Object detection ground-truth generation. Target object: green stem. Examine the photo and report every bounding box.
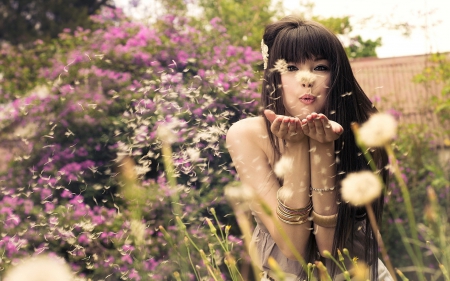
[256,194,308,271]
[323,252,347,274]
[185,243,202,281]
[425,190,450,281]
[366,204,398,281]
[211,208,227,251]
[384,144,425,281]
[176,217,201,252]
[161,142,177,188]
[200,250,222,281]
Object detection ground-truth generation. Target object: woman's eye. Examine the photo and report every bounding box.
[314,65,329,71]
[287,65,298,71]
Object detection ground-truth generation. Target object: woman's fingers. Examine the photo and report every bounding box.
[299,113,343,143]
[301,118,309,134]
[288,118,299,136]
[306,114,316,134]
[313,118,324,134]
[266,113,310,142]
[264,109,277,123]
[278,117,289,136]
[271,116,282,133]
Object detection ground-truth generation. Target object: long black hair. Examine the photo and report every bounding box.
[261,16,389,280]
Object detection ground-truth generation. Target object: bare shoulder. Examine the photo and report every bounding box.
[226,116,267,145]
[226,116,275,166]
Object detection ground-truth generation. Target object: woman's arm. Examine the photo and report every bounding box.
[302,113,341,255]
[226,117,311,260]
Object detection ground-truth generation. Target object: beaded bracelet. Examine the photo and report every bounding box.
[311,210,338,228]
[310,186,335,193]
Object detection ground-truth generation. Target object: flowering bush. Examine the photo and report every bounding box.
[381,122,450,279]
[0,7,261,280]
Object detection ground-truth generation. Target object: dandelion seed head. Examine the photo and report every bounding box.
[341,171,383,206]
[156,124,177,144]
[358,113,397,147]
[298,185,308,192]
[277,187,293,201]
[185,147,200,162]
[4,255,73,281]
[313,154,321,165]
[274,156,293,178]
[273,59,288,74]
[295,71,316,85]
[224,183,254,205]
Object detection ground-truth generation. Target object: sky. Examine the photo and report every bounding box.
[283,0,450,58]
[115,0,450,58]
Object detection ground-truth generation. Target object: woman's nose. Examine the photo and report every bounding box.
[301,82,313,88]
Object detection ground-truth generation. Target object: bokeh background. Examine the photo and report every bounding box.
[0,0,449,280]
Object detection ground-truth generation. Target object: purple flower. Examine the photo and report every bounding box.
[129,269,141,281]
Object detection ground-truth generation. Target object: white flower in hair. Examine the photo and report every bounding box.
[261,39,269,69]
[341,171,383,206]
[358,112,397,147]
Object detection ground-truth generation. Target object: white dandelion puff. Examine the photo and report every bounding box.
[273,59,288,74]
[295,71,316,85]
[277,187,293,201]
[274,156,293,178]
[313,154,321,165]
[156,124,177,144]
[341,171,383,206]
[224,183,254,207]
[4,255,74,281]
[358,113,397,147]
[185,147,200,162]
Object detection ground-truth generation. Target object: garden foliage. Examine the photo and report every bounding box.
[1,4,449,281]
[0,7,261,280]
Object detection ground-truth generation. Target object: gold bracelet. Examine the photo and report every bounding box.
[276,189,312,224]
[276,206,310,220]
[311,210,338,228]
[277,189,312,213]
[277,213,310,225]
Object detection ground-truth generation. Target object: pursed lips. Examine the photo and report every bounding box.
[299,94,316,104]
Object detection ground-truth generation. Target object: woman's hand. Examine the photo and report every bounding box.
[301,112,343,143]
[264,110,307,143]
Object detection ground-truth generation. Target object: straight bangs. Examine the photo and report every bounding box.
[270,24,335,65]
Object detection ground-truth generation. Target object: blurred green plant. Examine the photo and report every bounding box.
[413,53,450,142]
[0,0,115,46]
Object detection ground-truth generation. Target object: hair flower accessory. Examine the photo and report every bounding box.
[261,39,269,69]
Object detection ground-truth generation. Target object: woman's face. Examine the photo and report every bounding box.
[280,57,331,119]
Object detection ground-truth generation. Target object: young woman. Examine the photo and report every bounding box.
[226,16,393,280]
